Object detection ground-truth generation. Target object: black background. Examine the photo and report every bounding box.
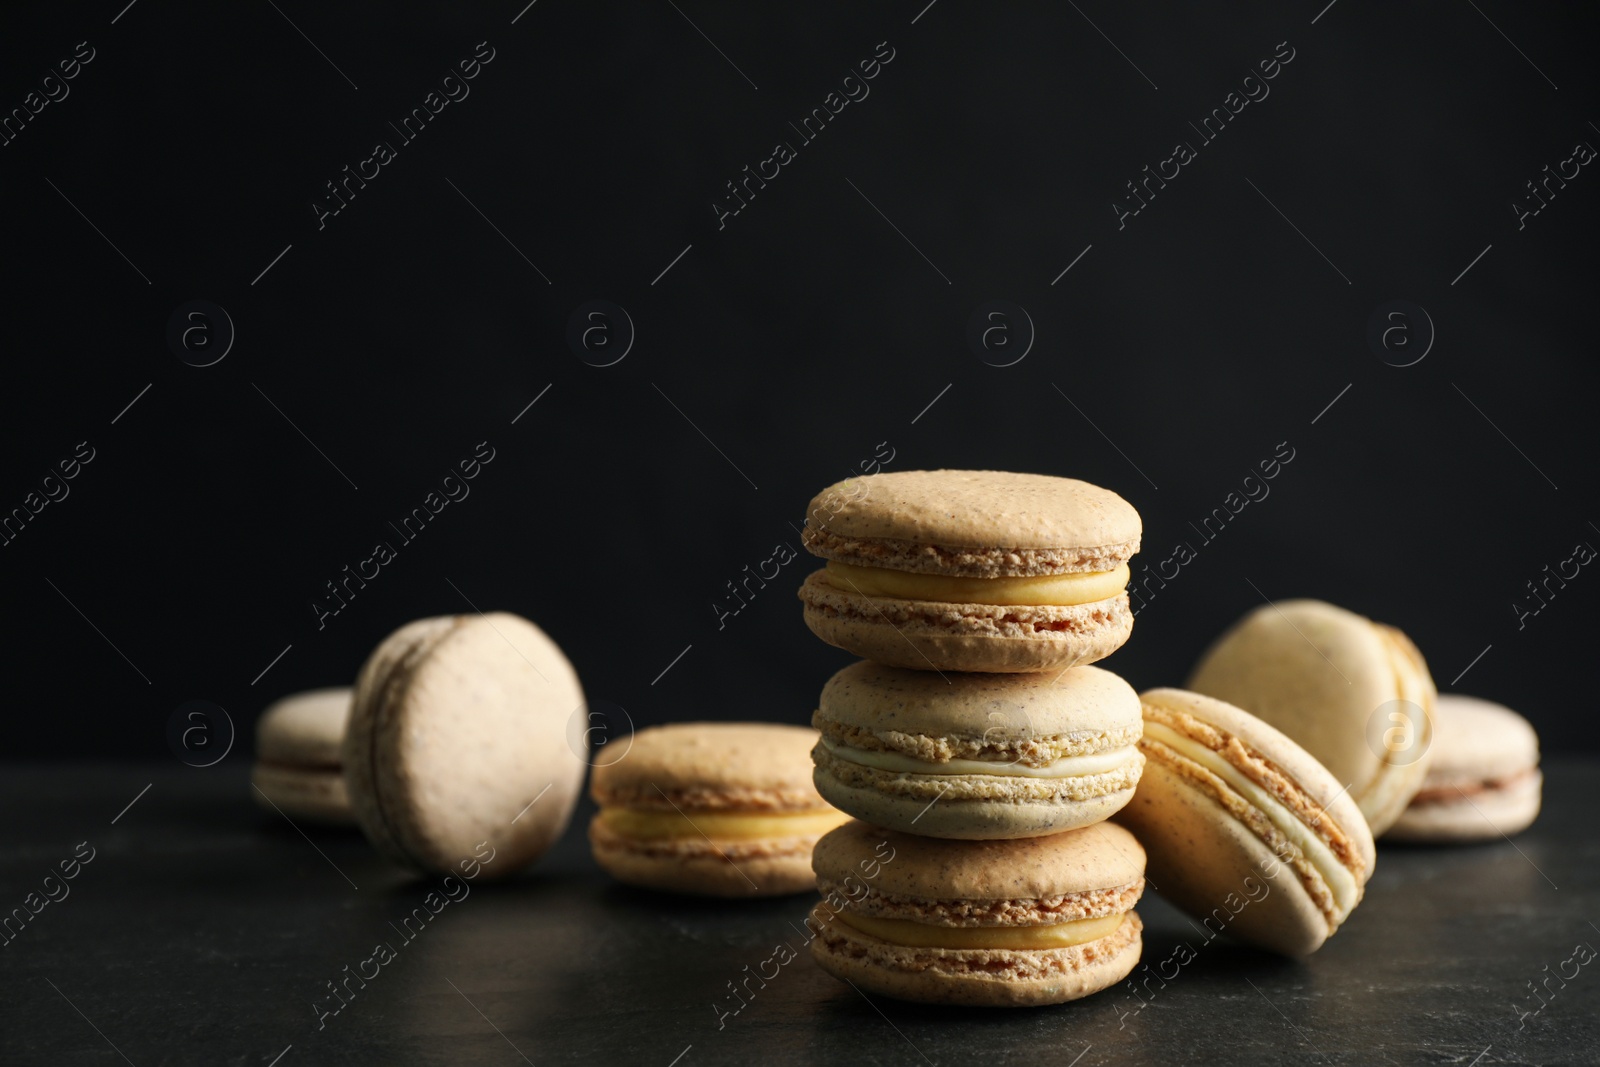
[2,0,1597,761]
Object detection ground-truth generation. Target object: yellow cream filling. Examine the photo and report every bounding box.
[835,910,1125,950]
[820,737,1138,779]
[823,561,1130,606]
[600,807,850,841]
[1143,721,1359,918]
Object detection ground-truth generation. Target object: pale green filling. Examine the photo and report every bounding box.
[820,737,1138,779]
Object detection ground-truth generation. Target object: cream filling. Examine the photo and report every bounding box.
[835,910,1125,950]
[823,560,1129,606]
[1143,721,1359,918]
[820,736,1138,778]
[599,807,850,841]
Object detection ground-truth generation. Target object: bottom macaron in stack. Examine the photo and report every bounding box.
[808,820,1146,1006]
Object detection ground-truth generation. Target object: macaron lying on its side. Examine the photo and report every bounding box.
[344,613,587,880]
[251,687,356,826]
[1115,689,1377,956]
[808,820,1146,1007]
[811,661,1145,839]
[589,722,849,897]
[1386,693,1542,843]
[1187,599,1437,836]
[798,470,1141,673]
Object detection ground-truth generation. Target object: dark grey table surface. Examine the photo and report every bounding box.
[3,760,1596,1067]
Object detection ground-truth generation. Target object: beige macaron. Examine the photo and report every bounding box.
[1187,599,1436,835]
[798,470,1141,673]
[811,660,1144,839]
[251,687,355,826]
[1386,693,1541,842]
[807,819,1145,1007]
[1115,688,1377,956]
[343,613,586,880]
[589,722,848,897]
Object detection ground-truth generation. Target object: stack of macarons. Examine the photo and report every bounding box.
[237,492,1549,1025]
[795,470,1153,1007]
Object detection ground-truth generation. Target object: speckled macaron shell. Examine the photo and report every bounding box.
[1187,599,1436,836]
[343,613,587,880]
[1406,694,1539,785]
[813,818,1147,900]
[803,469,1142,576]
[251,687,355,826]
[1386,694,1542,842]
[808,820,1145,1007]
[799,470,1141,673]
[588,722,837,897]
[812,661,1145,839]
[1115,689,1376,957]
[817,660,1142,739]
[590,722,827,811]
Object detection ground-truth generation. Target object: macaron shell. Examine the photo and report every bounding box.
[809,905,1142,1007]
[345,613,586,879]
[1116,760,1331,955]
[588,818,820,897]
[1186,599,1435,835]
[590,722,825,811]
[1385,770,1541,842]
[816,660,1142,741]
[812,759,1139,840]
[800,571,1132,673]
[812,819,1146,900]
[250,764,354,827]
[1418,694,1540,784]
[344,616,459,869]
[805,470,1142,557]
[256,687,352,767]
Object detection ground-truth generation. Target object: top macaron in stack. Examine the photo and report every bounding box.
[798,470,1140,673]
[795,470,1151,1007]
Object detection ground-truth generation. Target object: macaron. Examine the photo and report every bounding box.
[1116,688,1377,956]
[1386,693,1542,842]
[343,613,586,880]
[798,470,1141,673]
[251,687,356,826]
[807,819,1146,1007]
[1187,599,1436,835]
[589,722,848,897]
[811,660,1144,839]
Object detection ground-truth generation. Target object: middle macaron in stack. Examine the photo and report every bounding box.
[810,661,1145,839]
[797,469,1149,1007]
